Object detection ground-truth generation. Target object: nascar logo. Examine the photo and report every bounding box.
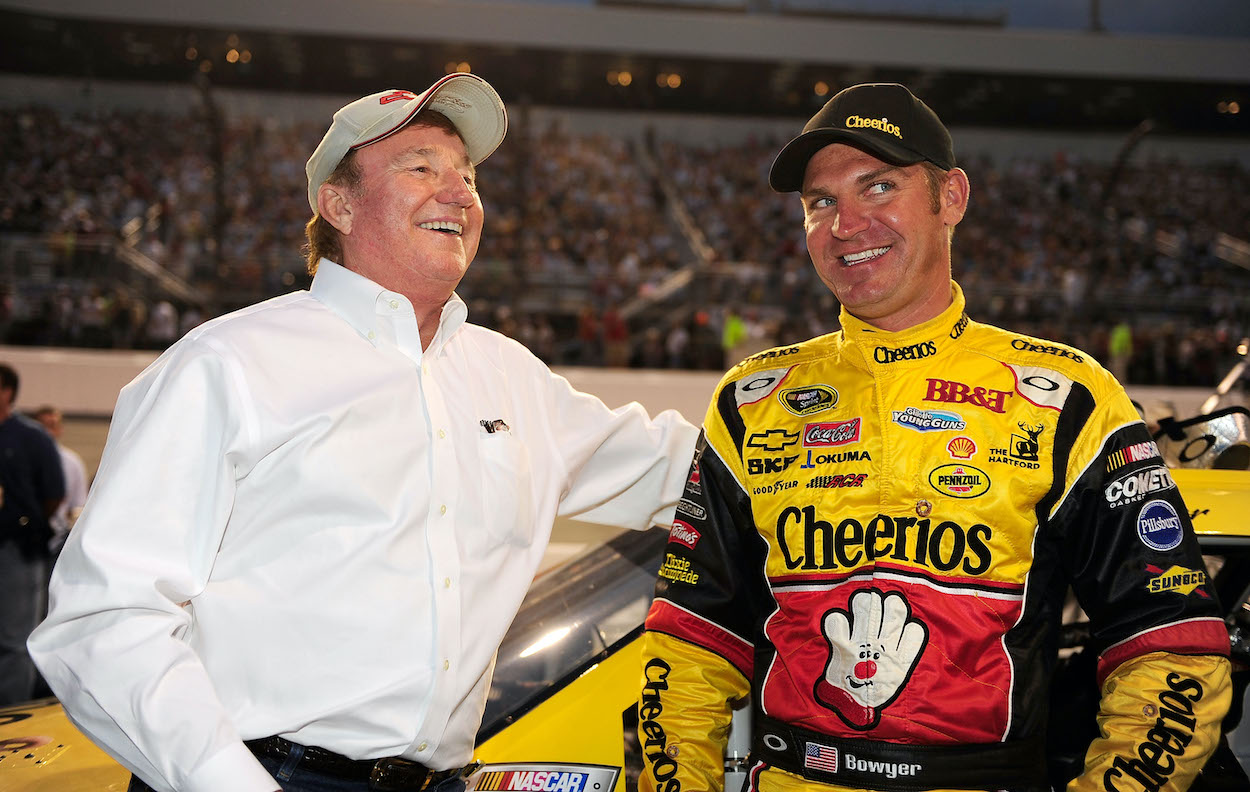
[471,764,619,792]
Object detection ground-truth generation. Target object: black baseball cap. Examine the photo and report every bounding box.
[768,83,955,193]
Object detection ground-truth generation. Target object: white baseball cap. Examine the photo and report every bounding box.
[306,73,508,211]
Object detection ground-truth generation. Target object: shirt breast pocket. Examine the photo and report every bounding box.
[477,430,535,548]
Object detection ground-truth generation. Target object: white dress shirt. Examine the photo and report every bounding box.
[29,260,697,792]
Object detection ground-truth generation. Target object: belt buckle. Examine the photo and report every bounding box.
[369,757,429,792]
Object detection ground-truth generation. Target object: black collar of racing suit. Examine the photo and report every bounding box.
[839,280,971,372]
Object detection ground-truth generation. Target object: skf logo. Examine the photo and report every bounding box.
[874,342,936,364]
[924,379,1012,413]
[378,90,416,105]
[803,418,861,447]
[1107,440,1162,473]
[845,115,902,139]
[1146,564,1208,597]
[928,464,990,498]
[748,455,800,476]
[748,429,800,452]
[947,436,976,459]
[781,384,838,416]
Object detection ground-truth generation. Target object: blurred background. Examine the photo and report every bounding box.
[0,0,1248,470]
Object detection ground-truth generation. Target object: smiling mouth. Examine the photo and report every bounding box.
[845,676,873,689]
[842,246,890,266]
[418,221,463,236]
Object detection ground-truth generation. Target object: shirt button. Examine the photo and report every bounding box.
[367,330,376,340]
[440,505,447,515]
[389,299,399,310]
[438,429,446,439]
[417,742,428,752]
[443,659,450,671]
[422,363,430,375]
[443,577,451,588]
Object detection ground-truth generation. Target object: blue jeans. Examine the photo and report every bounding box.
[0,540,46,706]
[127,750,469,792]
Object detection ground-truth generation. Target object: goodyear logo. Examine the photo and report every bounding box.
[928,464,990,498]
[1146,564,1208,597]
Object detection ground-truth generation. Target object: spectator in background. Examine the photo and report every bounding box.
[32,406,89,555]
[1109,320,1133,385]
[0,363,64,706]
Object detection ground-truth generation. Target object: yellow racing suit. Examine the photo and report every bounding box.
[639,283,1230,792]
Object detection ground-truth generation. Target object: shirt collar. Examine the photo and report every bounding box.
[840,280,970,370]
[309,258,468,355]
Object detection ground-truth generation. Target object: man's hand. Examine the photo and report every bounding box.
[815,589,927,729]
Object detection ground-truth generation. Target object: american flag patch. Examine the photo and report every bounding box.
[804,742,839,773]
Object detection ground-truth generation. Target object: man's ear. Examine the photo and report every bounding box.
[940,167,970,227]
[317,181,354,235]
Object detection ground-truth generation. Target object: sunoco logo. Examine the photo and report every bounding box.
[928,464,990,498]
[781,384,838,416]
[1137,500,1183,552]
[1146,564,1208,597]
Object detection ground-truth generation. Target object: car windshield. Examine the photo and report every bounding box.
[478,526,668,740]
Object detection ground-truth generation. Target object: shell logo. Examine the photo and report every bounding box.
[947,436,977,459]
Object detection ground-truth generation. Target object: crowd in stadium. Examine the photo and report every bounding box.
[1,103,1247,386]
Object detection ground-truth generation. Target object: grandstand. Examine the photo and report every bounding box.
[0,0,1248,384]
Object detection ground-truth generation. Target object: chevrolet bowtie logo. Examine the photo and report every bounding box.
[747,429,800,452]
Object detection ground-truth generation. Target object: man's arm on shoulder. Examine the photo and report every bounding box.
[27,341,277,792]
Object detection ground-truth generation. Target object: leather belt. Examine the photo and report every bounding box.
[752,714,1048,792]
[245,735,478,791]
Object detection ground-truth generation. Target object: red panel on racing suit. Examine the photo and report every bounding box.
[639,283,1230,792]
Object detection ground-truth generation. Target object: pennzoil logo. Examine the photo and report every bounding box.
[1107,440,1162,473]
[845,115,902,139]
[928,464,990,498]
[1145,564,1208,597]
[781,384,838,416]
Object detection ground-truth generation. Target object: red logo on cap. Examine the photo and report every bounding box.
[379,90,416,105]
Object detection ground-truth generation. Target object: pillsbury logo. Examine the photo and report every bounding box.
[845,115,903,139]
[1137,500,1184,552]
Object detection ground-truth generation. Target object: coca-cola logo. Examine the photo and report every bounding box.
[804,418,862,447]
[670,520,702,549]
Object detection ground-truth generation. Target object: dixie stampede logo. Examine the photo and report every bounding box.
[923,379,1013,413]
[775,507,992,574]
[1103,673,1204,792]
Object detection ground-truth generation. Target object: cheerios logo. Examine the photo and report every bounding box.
[846,115,902,139]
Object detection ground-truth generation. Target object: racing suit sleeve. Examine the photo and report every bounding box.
[638,380,768,792]
[1047,381,1231,792]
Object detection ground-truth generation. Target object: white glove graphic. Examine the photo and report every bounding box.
[815,589,927,729]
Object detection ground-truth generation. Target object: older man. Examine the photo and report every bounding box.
[637,84,1230,792]
[31,74,696,792]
